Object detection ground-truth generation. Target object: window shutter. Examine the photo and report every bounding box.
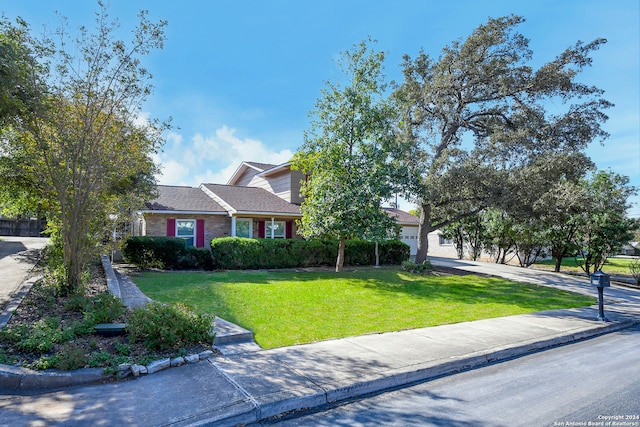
[286,221,292,239]
[258,221,265,238]
[196,219,205,247]
[167,218,176,236]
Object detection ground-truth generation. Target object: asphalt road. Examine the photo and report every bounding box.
[267,324,640,427]
[0,237,49,310]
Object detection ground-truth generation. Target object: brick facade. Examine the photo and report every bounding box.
[143,213,231,249]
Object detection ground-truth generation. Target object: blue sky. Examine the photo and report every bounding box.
[3,0,639,215]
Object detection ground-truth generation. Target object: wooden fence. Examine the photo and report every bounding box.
[0,218,46,237]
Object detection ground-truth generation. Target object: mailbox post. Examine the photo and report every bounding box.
[590,270,610,322]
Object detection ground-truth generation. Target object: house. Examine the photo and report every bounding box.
[135,160,456,257]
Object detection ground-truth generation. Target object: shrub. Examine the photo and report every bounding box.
[56,343,88,371]
[178,247,215,270]
[379,240,411,265]
[122,236,187,270]
[1,317,69,354]
[84,293,126,324]
[128,302,215,352]
[88,351,112,368]
[210,237,410,270]
[402,259,434,275]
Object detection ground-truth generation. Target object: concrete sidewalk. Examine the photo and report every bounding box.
[0,259,638,426]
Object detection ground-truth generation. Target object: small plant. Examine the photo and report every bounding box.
[84,293,126,324]
[128,302,214,352]
[0,349,18,365]
[56,343,88,371]
[629,258,640,286]
[115,342,131,356]
[402,259,434,275]
[88,351,112,368]
[7,317,68,354]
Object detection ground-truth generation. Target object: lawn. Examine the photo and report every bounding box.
[132,268,596,349]
[533,257,636,276]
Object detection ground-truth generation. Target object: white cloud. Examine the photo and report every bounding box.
[156,125,294,186]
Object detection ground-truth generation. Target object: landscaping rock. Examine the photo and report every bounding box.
[185,354,200,364]
[146,358,170,374]
[198,350,214,360]
[171,357,185,367]
[118,363,132,378]
[131,364,143,377]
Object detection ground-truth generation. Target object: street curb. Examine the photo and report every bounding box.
[0,364,106,390]
[0,275,43,330]
[233,318,637,426]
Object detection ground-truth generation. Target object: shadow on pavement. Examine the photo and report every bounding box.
[0,241,28,261]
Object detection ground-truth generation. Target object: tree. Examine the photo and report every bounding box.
[395,15,611,263]
[534,180,589,271]
[573,171,638,274]
[441,214,487,260]
[0,4,168,294]
[292,39,398,272]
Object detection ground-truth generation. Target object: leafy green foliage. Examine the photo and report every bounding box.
[128,303,214,352]
[573,171,638,274]
[56,343,88,371]
[84,293,126,325]
[0,5,168,294]
[395,15,611,262]
[292,38,400,271]
[209,237,409,269]
[122,236,187,269]
[401,259,434,274]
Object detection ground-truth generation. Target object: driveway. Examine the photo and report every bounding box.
[429,256,640,309]
[0,236,49,310]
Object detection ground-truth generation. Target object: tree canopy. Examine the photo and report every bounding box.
[394,15,612,262]
[0,4,168,293]
[292,39,398,272]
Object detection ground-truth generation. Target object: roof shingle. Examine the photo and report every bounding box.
[202,184,301,215]
[145,186,226,213]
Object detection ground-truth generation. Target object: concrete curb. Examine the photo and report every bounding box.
[0,364,106,390]
[0,275,42,330]
[212,318,637,426]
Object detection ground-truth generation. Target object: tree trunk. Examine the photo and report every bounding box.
[336,235,346,272]
[375,241,380,267]
[415,202,431,263]
[554,255,563,272]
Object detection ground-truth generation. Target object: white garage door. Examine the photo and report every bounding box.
[399,225,419,256]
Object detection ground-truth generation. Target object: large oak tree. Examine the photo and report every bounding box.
[395,15,611,262]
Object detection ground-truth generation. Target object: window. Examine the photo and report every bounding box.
[439,235,453,246]
[266,220,286,239]
[176,219,195,247]
[235,218,252,238]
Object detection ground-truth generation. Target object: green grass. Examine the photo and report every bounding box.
[534,257,635,275]
[133,268,595,349]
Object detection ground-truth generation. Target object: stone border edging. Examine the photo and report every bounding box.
[0,257,219,390]
[101,254,121,299]
[0,275,42,330]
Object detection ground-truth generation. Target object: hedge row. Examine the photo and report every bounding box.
[122,237,214,270]
[122,236,409,270]
[209,237,409,269]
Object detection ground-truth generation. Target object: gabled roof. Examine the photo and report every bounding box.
[257,162,291,178]
[201,183,301,216]
[227,161,278,185]
[144,185,227,213]
[383,207,419,225]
